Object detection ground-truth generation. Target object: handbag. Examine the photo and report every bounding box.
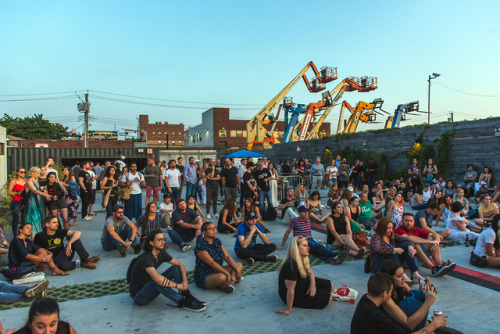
[331,285,359,302]
[1,264,37,280]
[13,271,45,285]
[118,174,132,200]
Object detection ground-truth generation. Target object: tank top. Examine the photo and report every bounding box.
[327,215,347,244]
[12,180,25,202]
[349,206,360,222]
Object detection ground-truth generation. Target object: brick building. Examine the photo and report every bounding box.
[7,136,134,148]
[139,115,185,148]
[184,108,330,150]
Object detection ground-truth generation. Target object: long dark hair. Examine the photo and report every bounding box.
[20,298,60,332]
[104,165,116,179]
[62,166,74,182]
[379,259,408,303]
[143,229,163,252]
[221,198,236,218]
[492,214,500,249]
[331,201,345,220]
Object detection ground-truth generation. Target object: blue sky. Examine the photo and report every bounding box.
[1,0,499,133]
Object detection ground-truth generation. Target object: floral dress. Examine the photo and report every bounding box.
[22,182,45,235]
[65,181,80,219]
[390,204,404,226]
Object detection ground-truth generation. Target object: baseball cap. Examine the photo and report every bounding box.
[113,204,123,212]
[247,161,255,168]
[245,211,257,220]
[347,187,354,192]
[297,205,308,212]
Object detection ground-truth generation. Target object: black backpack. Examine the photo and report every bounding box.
[263,205,277,221]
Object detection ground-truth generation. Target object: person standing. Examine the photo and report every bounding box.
[164,160,182,202]
[254,161,272,215]
[184,157,198,198]
[241,162,257,202]
[215,159,224,198]
[144,156,163,207]
[310,157,325,192]
[23,167,51,236]
[205,159,220,219]
[338,158,351,192]
[176,157,185,197]
[101,165,119,218]
[7,167,26,236]
[45,157,58,179]
[238,158,247,209]
[120,162,146,222]
[220,158,240,203]
[78,161,93,221]
[87,162,98,216]
[367,158,379,191]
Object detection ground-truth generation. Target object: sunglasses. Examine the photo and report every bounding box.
[19,171,26,173]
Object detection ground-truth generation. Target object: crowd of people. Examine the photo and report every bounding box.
[3,153,499,333]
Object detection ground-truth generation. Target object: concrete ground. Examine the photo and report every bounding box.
[1,189,499,333]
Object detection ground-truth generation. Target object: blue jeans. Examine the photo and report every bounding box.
[372,242,418,274]
[186,182,197,198]
[257,189,273,214]
[353,173,361,189]
[0,281,28,304]
[124,193,142,221]
[101,225,140,251]
[167,187,181,203]
[10,201,21,237]
[168,228,202,249]
[398,289,428,330]
[307,239,341,263]
[133,266,184,306]
[368,173,377,190]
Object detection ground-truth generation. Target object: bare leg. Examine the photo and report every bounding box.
[486,256,500,268]
[340,234,360,256]
[438,229,451,240]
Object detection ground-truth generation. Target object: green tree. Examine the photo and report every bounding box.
[0,114,69,139]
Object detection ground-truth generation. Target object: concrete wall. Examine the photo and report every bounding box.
[255,118,500,184]
[0,126,6,187]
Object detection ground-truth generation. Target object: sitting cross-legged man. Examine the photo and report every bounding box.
[100,204,140,257]
[8,223,68,276]
[34,215,100,271]
[234,211,278,265]
[0,280,49,304]
[167,198,203,252]
[128,229,206,312]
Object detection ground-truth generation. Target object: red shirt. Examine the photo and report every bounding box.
[394,225,430,240]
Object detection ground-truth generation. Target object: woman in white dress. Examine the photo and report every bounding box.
[268,162,280,207]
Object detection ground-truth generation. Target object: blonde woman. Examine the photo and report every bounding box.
[295,184,309,206]
[22,167,51,236]
[275,236,334,315]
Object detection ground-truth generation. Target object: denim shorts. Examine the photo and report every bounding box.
[194,274,208,289]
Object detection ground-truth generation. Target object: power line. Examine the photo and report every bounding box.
[435,82,500,97]
[0,91,85,97]
[0,95,76,102]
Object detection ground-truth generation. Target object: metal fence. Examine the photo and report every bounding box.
[277,175,306,202]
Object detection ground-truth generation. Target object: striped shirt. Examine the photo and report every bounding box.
[289,216,312,239]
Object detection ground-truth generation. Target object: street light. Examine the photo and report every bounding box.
[428,73,441,124]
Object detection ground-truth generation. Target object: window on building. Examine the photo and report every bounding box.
[172,140,175,145]
[230,130,245,138]
[172,132,175,137]
[0,143,4,155]
[158,140,162,144]
[179,132,182,135]
[178,140,182,145]
[219,129,227,137]
[158,132,161,135]
[152,132,155,135]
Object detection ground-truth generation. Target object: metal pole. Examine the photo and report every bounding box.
[427,76,431,125]
[84,93,89,148]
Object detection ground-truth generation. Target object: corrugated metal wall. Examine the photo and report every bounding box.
[7,147,160,173]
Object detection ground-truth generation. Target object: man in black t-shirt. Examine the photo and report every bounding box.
[254,161,273,215]
[167,199,203,252]
[351,273,446,334]
[129,230,206,312]
[176,157,185,197]
[220,158,240,203]
[34,215,100,271]
[367,158,379,191]
[242,162,257,202]
[205,160,220,219]
[79,161,93,221]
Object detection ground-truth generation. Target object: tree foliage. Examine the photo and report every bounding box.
[0,114,69,139]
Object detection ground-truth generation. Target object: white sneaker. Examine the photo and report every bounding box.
[207,214,211,219]
[214,213,219,218]
[83,216,93,221]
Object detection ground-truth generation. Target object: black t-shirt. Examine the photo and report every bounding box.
[129,251,173,297]
[205,167,220,188]
[279,197,297,217]
[367,162,379,175]
[254,168,271,192]
[171,208,199,232]
[176,164,184,182]
[242,171,256,194]
[79,170,92,191]
[351,294,409,334]
[474,190,490,200]
[220,166,238,188]
[278,259,310,301]
[281,164,292,175]
[34,229,69,258]
[8,237,41,267]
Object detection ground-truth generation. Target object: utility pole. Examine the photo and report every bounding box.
[84,93,90,148]
[450,112,454,122]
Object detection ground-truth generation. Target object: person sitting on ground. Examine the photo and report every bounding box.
[307,191,330,224]
[234,211,278,265]
[453,187,471,218]
[470,214,500,268]
[410,187,427,210]
[278,188,298,225]
[357,192,377,230]
[446,201,480,242]
[476,194,499,229]
[460,164,478,198]
[128,230,206,312]
[34,215,99,271]
[340,187,353,208]
[394,213,454,277]
[475,184,491,204]
[167,198,203,252]
[217,199,243,234]
[0,280,48,305]
[194,222,243,294]
[14,297,76,334]
[386,193,405,226]
[443,180,455,198]
[383,187,397,216]
[187,195,208,223]
[368,218,425,281]
[100,204,141,257]
[294,183,309,206]
[277,205,348,265]
[433,194,451,226]
[275,236,335,316]
[135,202,162,243]
[8,223,68,276]
[414,203,451,240]
[241,196,268,232]
[345,196,368,235]
[326,202,367,259]
[326,183,341,208]
[350,272,447,334]
[371,182,386,216]
[158,193,174,228]
[379,260,439,332]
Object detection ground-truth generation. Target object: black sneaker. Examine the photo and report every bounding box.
[329,250,348,265]
[181,298,206,312]
[265,255,279,262]
[133,244,141,255]
[118,245,126,257]
[445,261,456,272]
[246,257,255,265]
[180,289,207,306]
[217,285,235,294]
[431,265,449,277]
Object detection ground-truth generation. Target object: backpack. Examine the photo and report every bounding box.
[263,205,277,221]
[126,252,156,284]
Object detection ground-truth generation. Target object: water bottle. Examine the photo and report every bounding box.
[75,259,81,270]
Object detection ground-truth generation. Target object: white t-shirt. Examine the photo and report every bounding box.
[422,190,431,202]
[159,202,174,218]
[46,167,58,179]
[474,227,498,257]
[163,168,181,188]
[88,170,97,190]
[326,166,338,180]
[121,172,144,195]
